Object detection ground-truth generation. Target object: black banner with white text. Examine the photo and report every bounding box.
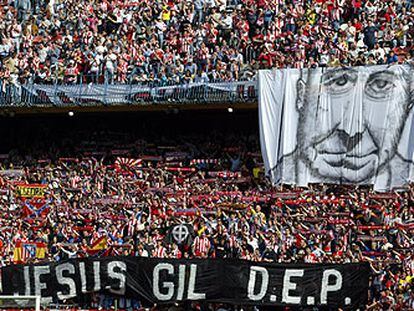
[2,257,370,309]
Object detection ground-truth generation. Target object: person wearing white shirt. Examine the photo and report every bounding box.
[204,0,216,8]
[221,11,233,30]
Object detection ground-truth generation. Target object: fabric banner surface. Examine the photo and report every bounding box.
[15,184,46,198]
[164,224,195,248]
[21,81,256,106]
[13,241,47,263]
[2,257,369,309]
[21,198,50,218]
[259,65,414,191]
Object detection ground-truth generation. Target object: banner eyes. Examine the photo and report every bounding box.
[322,71,357,95]
[365,72,397,100]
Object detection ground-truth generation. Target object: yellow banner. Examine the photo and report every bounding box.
[15,184,46,198]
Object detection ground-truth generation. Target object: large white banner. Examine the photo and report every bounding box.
[259,65,414,191]
[20,81,256,106]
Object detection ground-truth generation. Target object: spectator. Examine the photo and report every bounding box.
[0,0,413,87]
[0,117,412,309]
[387,50,399,64]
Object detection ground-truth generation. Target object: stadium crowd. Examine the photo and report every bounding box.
[0,0,414,86]
[0,120,413,310]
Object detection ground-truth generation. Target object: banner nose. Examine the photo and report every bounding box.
[337,82,365,138]
[336,129,363,152]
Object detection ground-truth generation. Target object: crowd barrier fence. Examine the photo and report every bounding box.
[0,77,257,107]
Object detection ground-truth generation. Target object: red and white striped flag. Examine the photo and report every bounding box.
[115,157,143,177]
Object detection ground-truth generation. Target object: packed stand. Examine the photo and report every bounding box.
[0,125,412,310]
[0,0,414,87]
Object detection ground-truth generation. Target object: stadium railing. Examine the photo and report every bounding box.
[0,75,257,107]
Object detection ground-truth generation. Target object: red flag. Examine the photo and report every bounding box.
[21,198,50,219]
[114,157,143,177]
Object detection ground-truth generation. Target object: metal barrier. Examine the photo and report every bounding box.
[0,77,258,107]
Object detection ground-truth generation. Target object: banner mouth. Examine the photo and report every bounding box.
[317,149,379,158]
[322,157,374,171]
[314,146,378,170]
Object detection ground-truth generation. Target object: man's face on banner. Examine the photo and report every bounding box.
[297,66,412,183]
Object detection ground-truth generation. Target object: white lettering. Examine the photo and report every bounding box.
[282,269,304,304]
[108,261,127,295]
[24,266,31,295]
[34,266,52,303]
[153,263,174,300]
[187,264,205,300]
[79,262,87,293]
[93,261,101,291]
[247,266,269,300]
[56,263,76,300]
[176,264,186,301]
[320,269,342,304]
[79,261,101,293]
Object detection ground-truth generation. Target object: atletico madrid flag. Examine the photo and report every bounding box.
[13,241,47,263]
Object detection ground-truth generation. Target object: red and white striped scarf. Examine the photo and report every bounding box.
[125,218,138,236]
[154,246,167,258]
[228,235,237,248]
[194,236,210,254]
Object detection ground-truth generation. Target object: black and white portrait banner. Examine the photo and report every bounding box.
[259,65,414,191]
[2,257,369,309]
